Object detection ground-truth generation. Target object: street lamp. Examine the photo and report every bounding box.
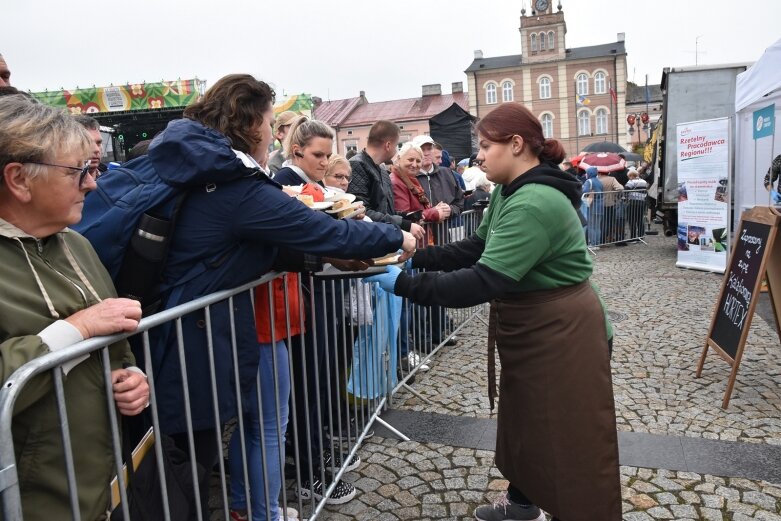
[627,112,650,148]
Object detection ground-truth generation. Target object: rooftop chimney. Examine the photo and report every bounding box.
[474,49,484,59]
[422,84,442,97]
[617,32,625,42]
[359,90,365,98]
[452,82,463,94]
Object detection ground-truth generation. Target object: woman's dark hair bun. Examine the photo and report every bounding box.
[540,138,566,164]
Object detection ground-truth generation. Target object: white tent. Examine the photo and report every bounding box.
[734,38,781,218]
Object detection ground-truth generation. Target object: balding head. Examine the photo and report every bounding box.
[0,54,10,87]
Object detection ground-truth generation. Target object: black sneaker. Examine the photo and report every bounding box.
[473,496,545,521]
[322,449,360,472]
[297,477,356,505]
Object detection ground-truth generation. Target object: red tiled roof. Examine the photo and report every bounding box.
[340,93,469,126]
[313,96,364,126]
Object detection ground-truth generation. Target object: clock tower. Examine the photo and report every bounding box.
[519,0,567,62]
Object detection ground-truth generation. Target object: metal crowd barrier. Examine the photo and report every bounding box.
[0,211,486,521]
[581,189,649,252]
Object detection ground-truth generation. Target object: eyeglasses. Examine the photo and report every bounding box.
[25,161,93,186]
[327,174,351,182]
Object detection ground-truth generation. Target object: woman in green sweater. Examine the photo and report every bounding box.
[367,103,620,521]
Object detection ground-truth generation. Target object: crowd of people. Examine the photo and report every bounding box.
[564,156,652,249]
[1,53,621,521]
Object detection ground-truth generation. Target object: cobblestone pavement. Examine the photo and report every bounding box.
[313,438,781,520]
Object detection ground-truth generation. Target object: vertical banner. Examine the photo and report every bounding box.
[676,117,731,273]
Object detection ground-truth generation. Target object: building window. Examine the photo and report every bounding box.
[539,32,546,50]
[576,73,589,96]
[531,33,538,52]
[486,83,497,104]
[502,81,514,102]
[578,110,591,136]
[594,72,606,94]
[548,31,555,50]
[541,113,553,138]
[539,77,552,99]
[398,134,411,149]
[345,141,358,155]
[347,130,353,136]
[596,108,608,134]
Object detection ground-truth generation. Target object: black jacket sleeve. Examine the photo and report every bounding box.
[394,262,517,308]
[272,247,322,273]
[412,234,485,272]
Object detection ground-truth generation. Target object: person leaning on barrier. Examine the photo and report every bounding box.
[104,74,416,514]
[347,120,426,241]
[0,95,149,521]
[365,102,621,521]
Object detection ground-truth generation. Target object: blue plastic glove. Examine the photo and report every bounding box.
[772,190,781,204]
[364,265,402,294]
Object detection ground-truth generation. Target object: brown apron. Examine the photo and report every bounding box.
[488,280,621,521]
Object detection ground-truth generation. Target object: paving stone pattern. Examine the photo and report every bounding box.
[313,438,781,520]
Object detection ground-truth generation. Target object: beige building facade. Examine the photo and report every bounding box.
[465,1,628,157]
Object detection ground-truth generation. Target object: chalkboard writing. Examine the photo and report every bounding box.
[710,220,771,358]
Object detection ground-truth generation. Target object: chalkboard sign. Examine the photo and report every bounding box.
[710,220,771,358]
[696,206,780,408]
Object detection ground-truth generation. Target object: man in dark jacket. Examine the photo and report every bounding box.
[413,135,465,219]
[348,120,425,240]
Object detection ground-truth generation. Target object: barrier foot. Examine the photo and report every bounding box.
[400,382,434,405]
[374,417,410,442]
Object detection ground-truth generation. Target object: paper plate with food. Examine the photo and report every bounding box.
[372,252,402,266]
[296,194,333,210]
[323,191,356,204]
[326,199,362,218]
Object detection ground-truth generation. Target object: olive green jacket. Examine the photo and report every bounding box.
[0,218,135,521]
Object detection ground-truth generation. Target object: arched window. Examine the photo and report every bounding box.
[502,81,514,102]
[531,33,538,52]
[486,83,497,104]
[539,77,552,99]
[539,32,546,50]
[541,113,554,138]
[576,73,589,96]
[578,110,591,136]
[596,108,608,134]
[594,72,607,94]
[548,31,555,50]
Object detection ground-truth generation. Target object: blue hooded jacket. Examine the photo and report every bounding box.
[137,119,403,434]
[583,167,604,213]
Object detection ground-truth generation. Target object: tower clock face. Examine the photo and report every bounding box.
[535,0,549,11]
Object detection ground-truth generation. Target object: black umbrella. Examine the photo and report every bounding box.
[581,141,627,154]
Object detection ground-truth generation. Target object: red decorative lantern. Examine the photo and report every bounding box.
[640,112,649,124]
[626,114,637,126]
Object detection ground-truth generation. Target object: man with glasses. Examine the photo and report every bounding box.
[74,115,104,177]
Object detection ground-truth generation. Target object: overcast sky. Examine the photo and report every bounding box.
[4,0,779,103]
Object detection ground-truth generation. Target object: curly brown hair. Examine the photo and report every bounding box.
[183,74,275,153]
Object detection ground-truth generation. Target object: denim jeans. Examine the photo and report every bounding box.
[229,340,290,521]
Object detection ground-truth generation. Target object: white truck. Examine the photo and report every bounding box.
[652,64,749,235]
